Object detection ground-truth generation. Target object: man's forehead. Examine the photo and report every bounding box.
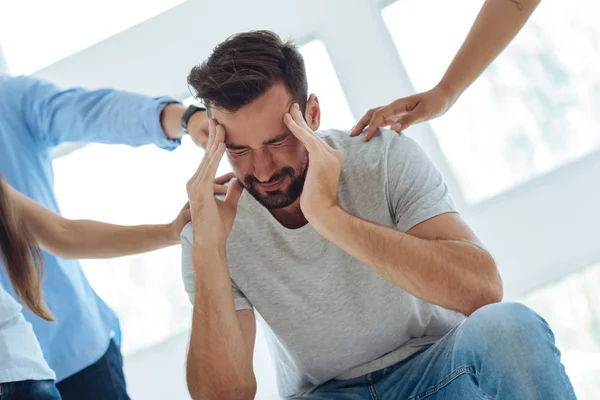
[216,87,293,120]
[223,119,292,148]
[214,86,295,146]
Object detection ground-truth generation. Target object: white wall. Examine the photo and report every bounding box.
[124,331,191,400]
[0,44,9,75]
[32,0,600,398]
[124,322,280,400]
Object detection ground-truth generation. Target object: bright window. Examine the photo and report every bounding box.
[520,262,600,400]
[301,40,355,130]
[0,0,186,75]
[383,0,600,203]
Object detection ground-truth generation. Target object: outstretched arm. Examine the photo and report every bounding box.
[350,0,542,139]
[9,76,208,149]
[8,183,188,259]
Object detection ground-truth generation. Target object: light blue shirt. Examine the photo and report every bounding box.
[0,75,180,381]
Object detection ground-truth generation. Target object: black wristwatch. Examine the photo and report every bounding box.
[181,104,207,135]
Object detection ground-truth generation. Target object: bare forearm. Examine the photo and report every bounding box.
[313,207,501,315]
[439,0,541,99]
[160,103,208,145]
[187,247,255,400]
[45,220,177,259]
[11,183,178,259]
[160,103,187,140]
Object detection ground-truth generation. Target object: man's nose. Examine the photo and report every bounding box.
[252,148,277,182]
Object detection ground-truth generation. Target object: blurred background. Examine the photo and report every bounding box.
[1,0,599,398]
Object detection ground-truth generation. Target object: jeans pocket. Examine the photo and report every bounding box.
[408,365,477,400]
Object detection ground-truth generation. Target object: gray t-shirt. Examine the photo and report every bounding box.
[181,129,464,398]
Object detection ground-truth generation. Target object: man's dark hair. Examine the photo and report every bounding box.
[187,30,308,113]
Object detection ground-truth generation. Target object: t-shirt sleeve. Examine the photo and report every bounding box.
[180,223,253,311]
[384,133,457,232]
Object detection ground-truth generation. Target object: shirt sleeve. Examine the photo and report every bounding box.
[180,223,253,311]
[13,75,181,150]
[384,133,457,232]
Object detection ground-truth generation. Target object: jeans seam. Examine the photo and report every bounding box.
[368,383,379,400]
[366,374,379,400]
[408,365,476,400]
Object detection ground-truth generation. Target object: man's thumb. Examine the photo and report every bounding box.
[224,179,244,209]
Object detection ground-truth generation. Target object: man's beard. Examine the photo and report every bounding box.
[243,155,308,210]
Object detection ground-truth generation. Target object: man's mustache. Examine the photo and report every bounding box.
[245,168,295,186]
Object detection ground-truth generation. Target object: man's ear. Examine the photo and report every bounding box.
[304,94,321,131]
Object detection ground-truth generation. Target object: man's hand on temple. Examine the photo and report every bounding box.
[284,103,343,224]
[186,119,243,249]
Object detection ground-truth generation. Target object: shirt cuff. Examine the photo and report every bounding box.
[147,96,182,151]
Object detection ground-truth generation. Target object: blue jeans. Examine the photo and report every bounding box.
[56,339,130,400]
[0,379,61,400]
[298,303,577,400]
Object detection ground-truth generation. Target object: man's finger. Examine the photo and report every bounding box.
[224,179,244,210]
[349,108,376,137]
[204,142,226,182]
[284,113,319,153]
[215,172,235,185]
[213,184,229,195]
[205,118,217,155]
[190,119,218,184]
[213,123,226,150]
[204,119,222,160]
[290,103,314,133]
[288,103,332,152]
[203,122,226,170]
